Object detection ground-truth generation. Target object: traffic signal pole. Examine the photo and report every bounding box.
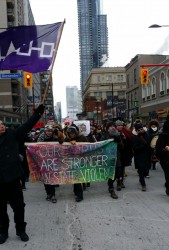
[140,64,169,67]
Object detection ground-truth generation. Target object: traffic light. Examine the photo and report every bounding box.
[23,72,33,88]
[140,68,149,84]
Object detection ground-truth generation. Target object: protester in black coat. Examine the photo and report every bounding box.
[64,124,88,202]
[100,121,123,199]
[132,123,151,191]
[37,124,64,203]
[156,115,169,196]
[0,104,45,244]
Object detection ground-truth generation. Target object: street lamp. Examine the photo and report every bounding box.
[148,24,169,28]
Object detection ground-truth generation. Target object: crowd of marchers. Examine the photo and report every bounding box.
[1,104,169,245]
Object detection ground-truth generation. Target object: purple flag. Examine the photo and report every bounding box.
[0,22,64,73]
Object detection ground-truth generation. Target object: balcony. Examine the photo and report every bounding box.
[160,90,165,96]
[7,9,15,21]
[7,0,14,8]
[8,21,14,28]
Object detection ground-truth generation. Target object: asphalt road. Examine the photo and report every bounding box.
[1,162,169,250]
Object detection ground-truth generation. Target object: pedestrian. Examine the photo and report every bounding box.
[0,104,45,244]
[100,121,123,199]
[64,124,88,202]
[37,123,64,203]
[148,119,159,170]
[156,115,169,196]
[132,123,151,191]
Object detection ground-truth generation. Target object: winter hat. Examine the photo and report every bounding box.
[106,121,114,131]
[134,123,143,131]
[45,124,53,131]
[0,120,4,125]
[115,120,124,126]
[134,117,142,124]
[149,119,159,128]
[67,124,79,136]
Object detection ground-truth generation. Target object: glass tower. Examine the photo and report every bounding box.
[77,0,108,93]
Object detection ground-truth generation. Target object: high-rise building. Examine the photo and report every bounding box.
[77,0,108,93]
[66,86,82,119]
[54,101,62,123]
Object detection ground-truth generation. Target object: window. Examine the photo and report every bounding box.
[147,84,151,97]
[127,74,129,88]
[94,92,101,97]
[166,70,169,90]
[134,68,137,84]
[151,77,156,97]
[117,75,123,81]
[142,85,146,98]
[160,72,166,92]
[106,75,112,81]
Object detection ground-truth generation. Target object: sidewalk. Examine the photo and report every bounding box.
[1,163,169,250]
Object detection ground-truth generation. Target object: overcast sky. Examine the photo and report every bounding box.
[29,0,169,117]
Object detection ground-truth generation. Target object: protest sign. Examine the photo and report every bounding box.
[73,120,90,136]
[26,139,117,185]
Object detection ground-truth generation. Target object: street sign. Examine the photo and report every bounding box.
[0,73,23,79]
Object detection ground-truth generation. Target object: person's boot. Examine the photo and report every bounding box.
[75,192,83,202]
[166,188,169,196]
[83,183,86,191]
[121,180,125,188]
[0,234,8,244]
[110,190,118,199]
[46,194,52,201]
[152,164,156,170]
[116,180,121,191]
[51,196,57,203]
[142,185,146,192]
[16,222,29,242]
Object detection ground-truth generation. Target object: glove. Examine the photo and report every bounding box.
[34,104,45,115]
[70,140,76,145]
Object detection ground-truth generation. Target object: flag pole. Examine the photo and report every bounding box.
[42,19,66,104]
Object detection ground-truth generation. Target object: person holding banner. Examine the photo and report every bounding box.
[65,124,88,202]
[0,104,45,244]
[101,122,123,199]
[37,123,64,203]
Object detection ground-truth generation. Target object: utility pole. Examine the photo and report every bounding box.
[112,83,114,119]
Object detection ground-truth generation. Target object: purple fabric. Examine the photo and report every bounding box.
[0,22,63,73]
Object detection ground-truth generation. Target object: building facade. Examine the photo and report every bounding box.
[83,67,126,123]
[77,0,108,93]
[54,101,62,123]
[141,56,169,124]
[66,86,82,120]
[125,54,168,123]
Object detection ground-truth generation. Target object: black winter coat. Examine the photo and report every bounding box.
[156,132,169,166]
[132,132,151,170]
[0,112,41,183]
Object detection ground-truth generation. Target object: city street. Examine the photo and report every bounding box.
[1,163,169,250]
